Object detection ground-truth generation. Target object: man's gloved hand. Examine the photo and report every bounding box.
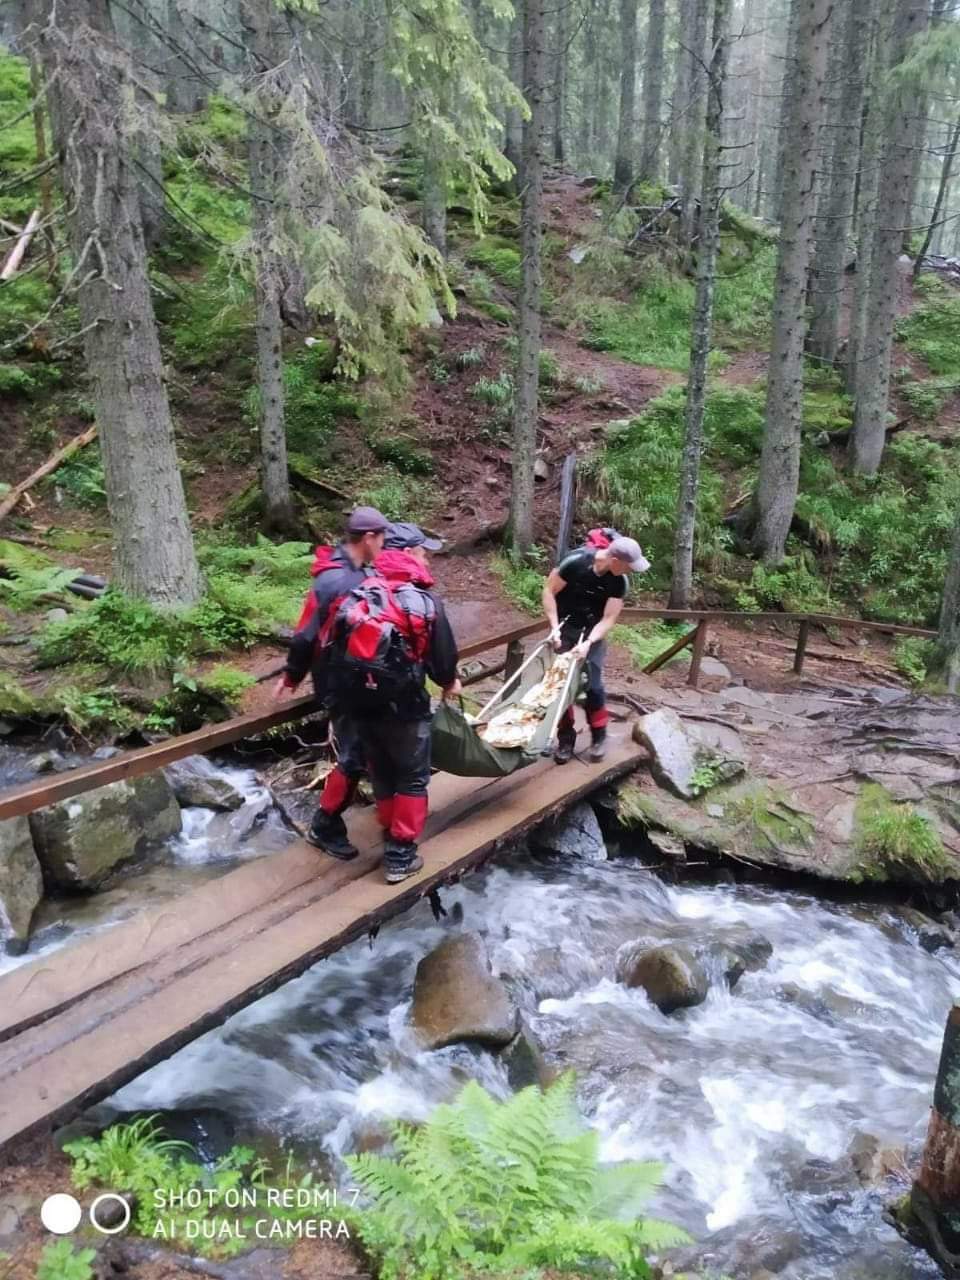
[572,639,590,661]
[442,678,463,700]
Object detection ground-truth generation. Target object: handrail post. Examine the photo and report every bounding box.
[688,619,708,688]
[505,638,525,682]
[794,619,811,675]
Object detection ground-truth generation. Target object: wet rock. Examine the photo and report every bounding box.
[29,773,181,890]
[849,1132,906,1186]
[727,929,774,972]
[166,756,245,812]
[45,607,69,625]
[500,1019,555,1090]
[530,802,606,861]
[778,983,867,1025]
[0,814,42,952]
[27,750,66,774]
[411,932,518,1049]
[634,709,699,799]
[497,943,598,1005]
[699,656,732,686]
[0,1190,33,1237]
[646,830,687,863]
[704,942,746,990]
[894,907,955,953]
[616,943,709,1013]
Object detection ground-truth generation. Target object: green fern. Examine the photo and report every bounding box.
[345,1075,688,1279]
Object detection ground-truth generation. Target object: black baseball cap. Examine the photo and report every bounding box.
[384,521,443,552]
[346,505,389,534]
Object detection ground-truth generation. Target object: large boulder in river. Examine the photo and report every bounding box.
[29,774,182,890]
[616,943,709,1014]
[530,802,606,861]
[0,815,43,953]
[411,932,518,1049]
[165,756,245,812]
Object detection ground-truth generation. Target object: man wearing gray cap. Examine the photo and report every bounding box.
[276,505,389,859]
[541,533,650,763]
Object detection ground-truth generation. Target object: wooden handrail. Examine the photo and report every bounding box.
[0,606,935,822]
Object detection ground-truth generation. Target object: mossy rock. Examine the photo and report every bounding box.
[0,671,39,717]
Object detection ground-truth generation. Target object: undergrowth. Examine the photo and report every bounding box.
[581,248,775,371]
[492,549,548,613]
[36,539,312,675]
[244,344,358,454]
[612,621,691,670]
[346,1075,688,1280]
[589,381,960,622]
[897,275,960,376]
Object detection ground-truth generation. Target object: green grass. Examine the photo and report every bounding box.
[581,248,776,372]
[465,236,522,289]
[358,467,437,522]
[589,380,960,623]
[471,371,514,407]
[244,346,358,454]
[854,784,951,882]
[492,550,547,613]
[898,275,960,375]
[612,620,692,669]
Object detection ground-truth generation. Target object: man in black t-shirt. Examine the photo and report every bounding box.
[541,534,650,763]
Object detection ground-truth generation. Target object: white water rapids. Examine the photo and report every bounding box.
[2,749,954,1277]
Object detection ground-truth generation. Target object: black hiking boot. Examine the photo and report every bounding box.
[554,731,577,765]
[383,840,424,884]
[306,810,358,861]
[589,729,608,763]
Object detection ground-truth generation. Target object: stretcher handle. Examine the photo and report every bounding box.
[541,633,586,756]
[469,619,569,725]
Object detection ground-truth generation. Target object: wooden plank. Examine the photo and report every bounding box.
[794,619,811,675]
[0,768,503,1041]
[0,734,642,1149]
[622,608,936,638]
[0,696,316,821]
[687,619,708,688]
[642,625,697,674]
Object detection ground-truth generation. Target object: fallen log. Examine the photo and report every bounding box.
[0,424,98,525]
[0,208,39,281]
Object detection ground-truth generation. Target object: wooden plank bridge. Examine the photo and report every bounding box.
[0,605,934,1151]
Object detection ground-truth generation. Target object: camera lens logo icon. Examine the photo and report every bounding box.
[40,1192,131,1236]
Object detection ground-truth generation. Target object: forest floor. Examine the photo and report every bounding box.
[1,169,953,731]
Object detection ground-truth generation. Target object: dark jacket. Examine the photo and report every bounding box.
[374,549,460,696]
[283,543,370,699]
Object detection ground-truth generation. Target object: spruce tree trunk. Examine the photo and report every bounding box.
[845,9,885,395]
[422,148,447,255]
[613,0,638,193]
[359,0,378,128]
[510,0,546,555]
[850,0,930,477]
[680,0,711,248]
[932,504,960,694]
[807,0,872,365]
[911,1004,960,1267]
[504,7,524,178]
[242,0,296,533]
[914,108,960,277]
[772,0,801,223]
[753,0,833,566]
[23,0,203,607]
[552,0,567,166]
[639,0,666,183]
[670,0,732,610]
[163,0,209,113]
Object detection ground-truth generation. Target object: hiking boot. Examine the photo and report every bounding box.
[306,810,358,861]
[383,840,424,884]
[554,733,576,765]
[589,729,608,763]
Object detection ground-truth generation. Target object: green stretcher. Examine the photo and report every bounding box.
[430,640,586,779]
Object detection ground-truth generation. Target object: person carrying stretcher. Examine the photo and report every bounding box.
[541,528,650,764]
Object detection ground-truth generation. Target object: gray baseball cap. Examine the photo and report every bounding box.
[384,521,444,552]
[607,536,651,573]
[346,505,389,534]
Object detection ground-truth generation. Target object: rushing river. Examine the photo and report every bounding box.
[4,754,955,1277]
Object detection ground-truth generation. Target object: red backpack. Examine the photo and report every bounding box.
[584,527,620,550]
[322,576,435,711]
